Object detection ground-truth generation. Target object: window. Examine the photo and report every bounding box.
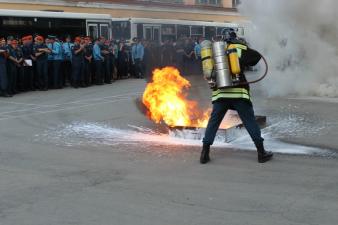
[161,24,176,41]
[232,0,241,7]
[191,26,203,38]
[177,25,190,38]
[205,26,216,39]
[111,21,131,40]
[140,0,184,3]
[196,0,222,6]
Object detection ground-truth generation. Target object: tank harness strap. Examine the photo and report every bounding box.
[232,44,248,58]
[201,56,212,61]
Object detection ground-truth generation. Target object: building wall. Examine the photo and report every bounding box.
[0,0,244,22]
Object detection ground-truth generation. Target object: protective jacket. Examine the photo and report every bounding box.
[212,41,262,103]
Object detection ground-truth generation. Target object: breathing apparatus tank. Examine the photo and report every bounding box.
[200,40,214,80]
[212,41,233,88]
[200,36,268,89]
[227,44,241,81]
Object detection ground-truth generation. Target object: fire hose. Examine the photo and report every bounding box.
[236,51,269,86]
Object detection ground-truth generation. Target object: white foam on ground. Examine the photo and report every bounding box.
[289,97,338,104]
[35,122,333,156]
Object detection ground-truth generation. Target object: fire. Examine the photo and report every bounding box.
[142,67,210,127]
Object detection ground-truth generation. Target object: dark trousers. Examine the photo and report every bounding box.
[7,63,18,94]
[104,56,112,83]
[15,66,25,92]
[52,60,62,88]
[94,60,103,84]
[71,60,83,87]
[134,59,144,78]
[62,60,72,86]
[48,60,53,88]
[203,99,264,146]
[117,62,128,79]
[0,63,8,94]
[23,66,34,91]
[36,60,48,90]
[83,60,92,86]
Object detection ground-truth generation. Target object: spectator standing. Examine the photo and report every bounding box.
[49,36,63,89]
[131,37,144,79]
[83,36,93,87]
[117,43,129,79]
[21,35,35,91]
[71,37,85,88]
[93,38,104,85]
[62,35,73,86]
[0,37,11,97]
[7,39,24,94]
[34,36,51,91]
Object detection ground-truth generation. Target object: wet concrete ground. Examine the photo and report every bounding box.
[0,77,337,225]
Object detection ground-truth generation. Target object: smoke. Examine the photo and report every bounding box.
[238,0,338,97]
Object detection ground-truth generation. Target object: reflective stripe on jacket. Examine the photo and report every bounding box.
[212,88,250,102]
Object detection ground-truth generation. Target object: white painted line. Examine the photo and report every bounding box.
[0,97,135,121]
[0,100,50,107]
[0,92,142,108]
[0,106,49,115]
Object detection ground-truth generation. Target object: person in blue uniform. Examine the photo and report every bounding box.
[131,37,144,79]
[0,37,11,97]
[93,38,104,85]
[71,37,85,88]
[83,36,93,87]
[49,35,64,89]
[62,35,73,86]
[34,36,51,91]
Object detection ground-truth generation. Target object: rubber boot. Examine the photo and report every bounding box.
[255,142,273,163]
[200,144,210,164]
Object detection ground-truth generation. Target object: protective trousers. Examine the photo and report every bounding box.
[203,99,264,146]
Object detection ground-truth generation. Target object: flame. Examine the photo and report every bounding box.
[142,67,210,127]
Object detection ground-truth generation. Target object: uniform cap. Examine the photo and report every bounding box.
[74,36,82,43]
[35,35,44,42]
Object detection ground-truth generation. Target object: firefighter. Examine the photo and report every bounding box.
[0,37,11,97]
[34,36,51,91]
[21,35,35,91]
[71,37,85,88]
[200,31,273,164]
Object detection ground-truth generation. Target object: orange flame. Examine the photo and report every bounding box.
[142,67,210,127]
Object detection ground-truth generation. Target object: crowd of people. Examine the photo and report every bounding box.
[0,34,203,97]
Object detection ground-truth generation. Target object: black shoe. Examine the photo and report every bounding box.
[200,144,210,164]
[255,142,273,163]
